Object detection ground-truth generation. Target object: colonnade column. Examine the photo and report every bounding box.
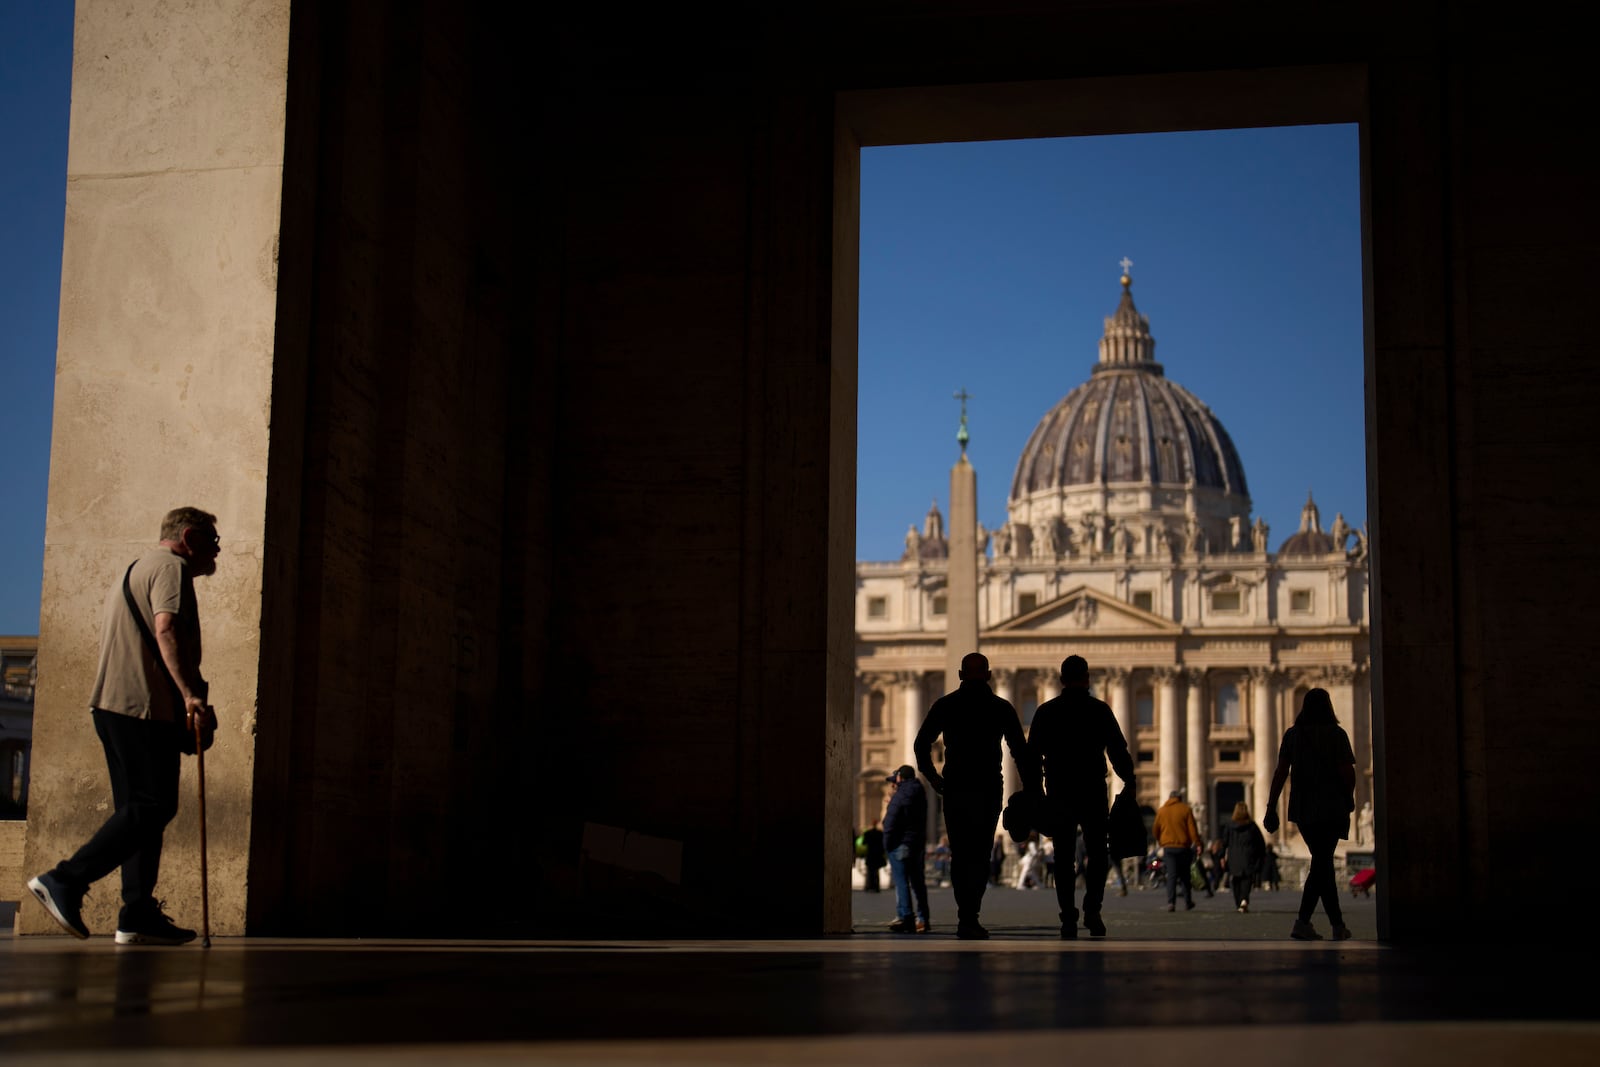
[1153,667,1182,800]
[1102,667,1134,791]
[1249,666,1276,827]
[897,672,923,772]
[994,668,1021,812]
[1184,668,1207,835]
[1042,672,1062,703]
[897,672,935,842]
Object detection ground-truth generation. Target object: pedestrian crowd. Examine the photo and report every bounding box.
[856,650,1359,943]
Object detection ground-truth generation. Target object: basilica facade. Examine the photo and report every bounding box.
[854,275,1372,852]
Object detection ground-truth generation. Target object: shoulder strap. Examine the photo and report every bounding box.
[123,561,183,704]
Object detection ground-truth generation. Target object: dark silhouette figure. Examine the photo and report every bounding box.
[28,507,222,945]
[915,651,1037,939]
[1220,800,1267,912]
[1263,687,1357,940]
[862,820,885,892]
[1259,840,1282,892]
[881,766,930,932]
[1026,654,1135,938]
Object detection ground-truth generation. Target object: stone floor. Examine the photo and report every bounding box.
[0,887,1593,1065]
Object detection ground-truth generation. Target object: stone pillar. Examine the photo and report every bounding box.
[1249,666,1277,829]
[944,455,979,692]
[994,668,1021,806]
[1042,673,1063,702]
[18,0,292,937]
[898,672,923,772]
[1153,667,1182,800]
[1102,667,1135,790]
[1184,668,1207,834]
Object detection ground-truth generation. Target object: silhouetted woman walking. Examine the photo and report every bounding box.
[1262,688,1356,940]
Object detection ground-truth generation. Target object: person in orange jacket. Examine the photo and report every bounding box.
[1152,789,1202,912]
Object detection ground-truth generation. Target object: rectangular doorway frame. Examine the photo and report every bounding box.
[831,65,1400,937]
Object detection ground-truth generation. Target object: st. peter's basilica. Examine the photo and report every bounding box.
[854,272,1371,854]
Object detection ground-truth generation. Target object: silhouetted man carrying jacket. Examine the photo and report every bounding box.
[1027,654,1135,939]
[915,651,1037,940]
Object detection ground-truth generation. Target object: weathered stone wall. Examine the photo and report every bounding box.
[19,0,290,936]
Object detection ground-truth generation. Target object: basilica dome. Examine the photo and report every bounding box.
[1006,273,1252,555]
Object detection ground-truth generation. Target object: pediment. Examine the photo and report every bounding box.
[1200,570,1260,589]
[991,584,1182,634]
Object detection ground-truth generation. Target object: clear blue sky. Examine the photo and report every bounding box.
[0,7,1363,632]
[1,3,71,635]
[857,126,1364,562]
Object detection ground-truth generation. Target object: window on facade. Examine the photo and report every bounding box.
[931,594,947,616]
[1132,590,1153,612]
[1135,689,1154,727]
[1290,589,1312,613]
[1018,592,1038,614]
[1138,749,1155,763]
[868,691,884,730]
[1218,749,1242,762]
[1211,589,1242,612]
[867,596,887,619]
[1215,682,1242,726]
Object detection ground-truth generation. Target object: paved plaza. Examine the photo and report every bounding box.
[2,879,1594,1065]
[853,869,1379,941]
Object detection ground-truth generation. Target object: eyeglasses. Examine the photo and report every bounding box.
[189,528,221,549]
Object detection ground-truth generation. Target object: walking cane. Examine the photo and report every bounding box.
[193,707,212,949]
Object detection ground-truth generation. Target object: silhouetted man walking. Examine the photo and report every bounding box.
[915,651,1036,939]
[1026,655,1135,938]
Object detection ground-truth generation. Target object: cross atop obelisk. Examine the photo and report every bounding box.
[953,387,972,456]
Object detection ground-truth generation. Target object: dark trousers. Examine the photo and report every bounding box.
[944,789,1002,926]
[52,710,181,921]
[1230,872,1254,907]
[1053,803,1110,923]
[1163,847,1195,906]
[1296,823,1345,926]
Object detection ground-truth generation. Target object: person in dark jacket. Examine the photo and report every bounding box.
[1220,800,1267,912]
[1263,687,1357,940]
[881,765,930,933]
[915,651,1038,940]
[1026,654,1136,939]
[862,820,886,892]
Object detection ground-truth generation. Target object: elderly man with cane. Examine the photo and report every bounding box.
[28,506,220,945]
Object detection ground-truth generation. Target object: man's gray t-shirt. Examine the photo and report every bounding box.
[89,549,201,722]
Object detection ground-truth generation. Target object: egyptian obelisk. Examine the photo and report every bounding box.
[944,390,979,692]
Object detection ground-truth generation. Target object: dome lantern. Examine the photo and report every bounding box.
[1006,266,1252,555]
